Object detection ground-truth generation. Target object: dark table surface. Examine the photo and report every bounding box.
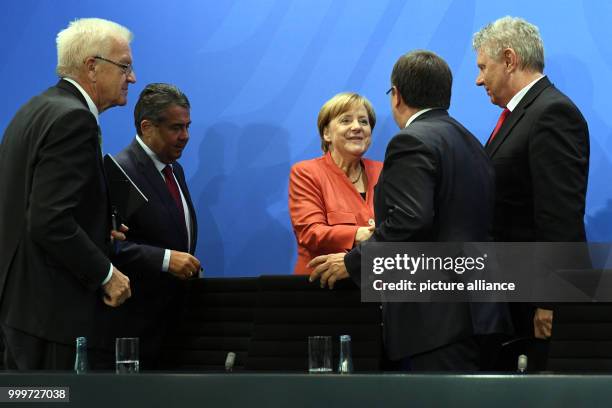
[0,372,610,408]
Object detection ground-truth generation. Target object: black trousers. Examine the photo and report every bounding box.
[1,324,74,370]
[391,336,481,372]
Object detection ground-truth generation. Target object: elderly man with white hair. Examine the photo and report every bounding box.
[0,18,135,370]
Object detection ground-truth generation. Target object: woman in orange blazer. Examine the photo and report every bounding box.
[289,92,383,275]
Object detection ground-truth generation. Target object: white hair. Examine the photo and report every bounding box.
[472,16,544,73]
[56,18,133,77]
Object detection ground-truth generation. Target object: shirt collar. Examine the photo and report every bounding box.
[135,135,168,173]
[506,75,545,112]
[404,108,434,128]
[62,77,99,124]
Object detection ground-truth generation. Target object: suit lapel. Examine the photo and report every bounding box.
[485,109,525,156]
[485,77,552,157]
[129,140,189,250]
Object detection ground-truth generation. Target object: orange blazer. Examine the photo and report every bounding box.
[289,152,383,275]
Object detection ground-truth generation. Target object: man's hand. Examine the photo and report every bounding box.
[110,223,129,242]
[103,267,131,307]
[308,253,349,289]
[169,250,201,280]
[534,308,553,339]
[355,225,375,244]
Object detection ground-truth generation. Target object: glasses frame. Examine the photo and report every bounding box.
[94,56,133,75]
[385,86,395,95]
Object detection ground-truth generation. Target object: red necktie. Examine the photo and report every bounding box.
[487,108,511,145]
[162,165,186,228]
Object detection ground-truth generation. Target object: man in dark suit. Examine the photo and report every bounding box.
[0,18,134,370]
[473,17,589,361]
[309,50,511,370]
[93,83,200,369]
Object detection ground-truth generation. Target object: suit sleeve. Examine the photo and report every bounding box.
[288,164,358,254]
[529,101,589,241]
[345,134,437,285]
[113,240,166,278]
[29,110,110,290]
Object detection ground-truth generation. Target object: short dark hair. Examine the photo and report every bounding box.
[134,83,190,136]
[390,50,452,110]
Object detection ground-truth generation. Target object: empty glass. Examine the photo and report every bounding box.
[308,336,332,373]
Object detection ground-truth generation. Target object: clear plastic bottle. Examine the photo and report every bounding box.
[338,335,354,374]
[74,336,88,374]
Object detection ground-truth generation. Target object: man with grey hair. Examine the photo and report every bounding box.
[473,16,589,367]
[0,18,135,370]
[93,83,200,369]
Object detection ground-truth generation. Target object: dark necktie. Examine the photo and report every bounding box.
[487,108,511,145]
[162,165,186,229]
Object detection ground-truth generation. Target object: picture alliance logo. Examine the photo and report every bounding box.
[371,253,488,275]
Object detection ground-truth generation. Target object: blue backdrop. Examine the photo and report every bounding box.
[2,0,611,277]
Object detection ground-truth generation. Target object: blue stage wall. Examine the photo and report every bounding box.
[2,0,611,276]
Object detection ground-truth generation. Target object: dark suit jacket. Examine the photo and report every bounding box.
[485,76,589,243]
[485,77,589,335]
[345,109,511,360]
[0,80,112,344]
[94,138,198,357]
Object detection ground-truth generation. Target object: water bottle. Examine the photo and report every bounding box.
[338,335,354,374]
[74,336,88,374]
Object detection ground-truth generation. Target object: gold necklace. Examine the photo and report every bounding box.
[350,164,363,184]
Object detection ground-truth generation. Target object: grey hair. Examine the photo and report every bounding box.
[472,16,544,72]
[56,18,133,77]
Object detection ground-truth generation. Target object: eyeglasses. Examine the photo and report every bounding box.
[385,86,394,95]
[94,56,133,75]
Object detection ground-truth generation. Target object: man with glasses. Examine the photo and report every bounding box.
[309,50,511,370]
[0,18,135,370]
